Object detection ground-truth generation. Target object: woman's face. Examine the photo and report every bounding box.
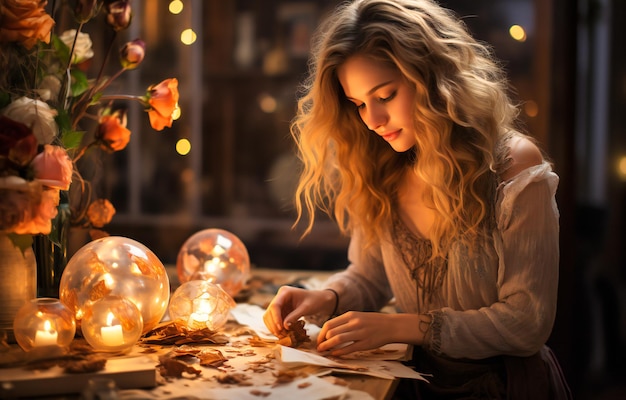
[337,55,417,152]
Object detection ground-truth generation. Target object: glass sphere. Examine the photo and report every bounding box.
[168,280,236,331]
[13,298,76,352]
[81,296,143,353]
[176,229,250,297]
[59,236,170,334]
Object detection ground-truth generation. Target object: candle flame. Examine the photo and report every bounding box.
[106,312,115,326]
[43,320,52,331]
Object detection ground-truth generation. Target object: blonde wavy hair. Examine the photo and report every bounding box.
[292,0,521,258]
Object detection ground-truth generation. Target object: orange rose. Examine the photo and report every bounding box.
[0,176,59,235]
[86,198,115,228]
[13,187,60,235]
[0,0,55,49]
[0,176,40,232]
[97,110,131,151]
[146,78,179,131]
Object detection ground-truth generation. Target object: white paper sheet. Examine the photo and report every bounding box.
[230,303,321,340]
[231,302,428,382]
[277,345,428,381]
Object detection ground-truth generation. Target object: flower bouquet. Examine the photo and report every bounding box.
[0,0,181,296]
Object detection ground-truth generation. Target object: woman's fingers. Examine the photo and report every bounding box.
[316,312,393,355]
[263,294,290,335]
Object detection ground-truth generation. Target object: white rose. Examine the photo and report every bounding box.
[36,75,62,102]
[59,29,94,64]
[1,97,59,144]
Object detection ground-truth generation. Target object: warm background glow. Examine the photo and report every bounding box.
[618,156,626,180]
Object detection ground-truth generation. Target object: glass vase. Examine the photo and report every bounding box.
[33,190,71,298]
[0,234,37,343]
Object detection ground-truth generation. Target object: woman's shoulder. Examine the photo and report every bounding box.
[497,133,544,182]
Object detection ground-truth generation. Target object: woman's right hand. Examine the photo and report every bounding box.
[263,286,336,337]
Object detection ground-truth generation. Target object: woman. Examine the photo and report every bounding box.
[263,0,571,398]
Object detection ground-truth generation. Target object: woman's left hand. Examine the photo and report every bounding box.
[316,311,399,356]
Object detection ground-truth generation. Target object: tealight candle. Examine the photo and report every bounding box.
[34,320,58,347]
[169,280,236,331]
[13,298,76,353]
[80,296,142,353]
[187,311,209,328]
[100,312,124,347]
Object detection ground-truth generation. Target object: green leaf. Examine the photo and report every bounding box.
[62,129,86,150]
[55,108,72,132]
[90,91,103,105]
[7,233,34,255]
[51,34,71,66]
[71,70,89,97]
[49,193,71,248]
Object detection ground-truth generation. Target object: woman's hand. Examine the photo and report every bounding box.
[317,312,428,356]
[263,286,336,337]
[316,311,398,356]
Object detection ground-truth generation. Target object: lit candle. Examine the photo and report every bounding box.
[187,311,209,328]
[100,312,124,346]
[187,294,216,329]
[34,320,58,347]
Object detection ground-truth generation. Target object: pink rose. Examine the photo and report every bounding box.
[31,144,73,190]
[120,38,145,70]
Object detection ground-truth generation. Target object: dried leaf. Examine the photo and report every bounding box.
[173,345,202,357]
[250,389,271,397]
[198,349,228,368]
[216,372,252,386]
[89,279,111,302]
[272,369,306,386]
[248,336,274,347]
[141,321,229,346]
[134,256,153,275]
[158,358,202,378]
[276,320,310,348]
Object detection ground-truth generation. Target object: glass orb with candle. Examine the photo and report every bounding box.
[168,280,236,331]
[59,236,170,334]
[176,229,251,298]
[81,295,143,353]
[13,298,76,353]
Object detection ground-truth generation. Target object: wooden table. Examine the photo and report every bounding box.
[0,268,402,399]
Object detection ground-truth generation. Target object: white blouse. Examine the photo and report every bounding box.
[323,161,560,360]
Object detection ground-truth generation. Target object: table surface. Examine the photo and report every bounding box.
[0,268,403,400]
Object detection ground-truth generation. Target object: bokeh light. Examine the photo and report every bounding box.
[169,0,183,14]
[181,28,197,45]
[509,25,527,42]
[176,138,191,155]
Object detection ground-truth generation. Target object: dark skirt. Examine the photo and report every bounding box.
[393,345,572,400]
